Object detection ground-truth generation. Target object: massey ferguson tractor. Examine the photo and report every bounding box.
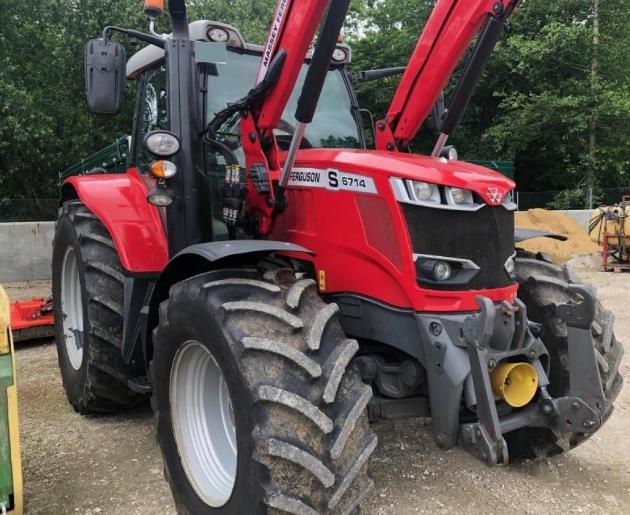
[52,0,623,512]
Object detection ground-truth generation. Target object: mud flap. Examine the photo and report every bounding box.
[0,286,23,515]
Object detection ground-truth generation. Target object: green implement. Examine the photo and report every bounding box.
[0,286,23,515]
[59,136,130,182]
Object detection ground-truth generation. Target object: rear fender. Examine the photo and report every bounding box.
[143,240,312,368]
[60,170,168,273]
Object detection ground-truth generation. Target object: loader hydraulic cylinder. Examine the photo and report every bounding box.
[278,0,352,198]
[432,13,506,157]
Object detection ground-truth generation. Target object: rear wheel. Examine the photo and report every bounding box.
[506,253,623,459]
[52,200,147,413]
[152,266,376,514]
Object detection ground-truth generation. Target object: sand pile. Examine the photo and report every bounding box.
[515,208,599,262]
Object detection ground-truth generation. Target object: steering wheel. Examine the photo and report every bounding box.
[275,118,314,150]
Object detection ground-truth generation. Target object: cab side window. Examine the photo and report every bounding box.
[135,66,168,170]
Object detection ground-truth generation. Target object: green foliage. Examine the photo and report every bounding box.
[547,183,603,210]
[349,0,630,196]
[0,0,274,211]
[0,0,146,210]
[1,0,629,213]
[472,0,630,193]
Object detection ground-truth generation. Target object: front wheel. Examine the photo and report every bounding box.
[506,254,623,459]
[152,266,376,514]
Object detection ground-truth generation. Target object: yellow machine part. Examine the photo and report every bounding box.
[0,286,23,515]
[490,362,539,408]
[589,205,630,248]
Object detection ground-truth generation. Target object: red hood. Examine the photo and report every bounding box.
[293,148,515,206]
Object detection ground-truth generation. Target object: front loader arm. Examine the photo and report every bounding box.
[254,0,329,137]
[235,0,329,236]
[376,0,520,152]
[239,0,351,234]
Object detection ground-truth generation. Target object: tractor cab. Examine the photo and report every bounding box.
[125,20,362,240]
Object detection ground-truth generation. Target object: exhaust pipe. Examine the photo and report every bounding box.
[490,362,538,408]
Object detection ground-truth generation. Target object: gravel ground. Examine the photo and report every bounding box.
[8,265,630,514]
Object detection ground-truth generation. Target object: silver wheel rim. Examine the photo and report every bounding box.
[61,247,84,371]
[170,341,237,507]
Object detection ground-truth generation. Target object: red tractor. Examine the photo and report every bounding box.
[52,0,623,513]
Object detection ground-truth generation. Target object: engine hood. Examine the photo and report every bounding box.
[293,148,515,207]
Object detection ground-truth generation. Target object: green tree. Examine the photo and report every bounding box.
[477,0,630,203]
[1,0,629,215]
[0,0,274,216]
[348,0,630,207]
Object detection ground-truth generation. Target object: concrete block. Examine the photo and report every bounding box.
[560,210,592,232]
[0,222,55,282]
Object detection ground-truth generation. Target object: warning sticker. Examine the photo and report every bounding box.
[288,168,377,194]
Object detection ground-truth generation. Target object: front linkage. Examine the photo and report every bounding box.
[418,287,607,466]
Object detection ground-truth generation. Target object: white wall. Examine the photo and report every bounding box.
[558,210,592,231]
[0,222,55,282]
[0,210,594,282]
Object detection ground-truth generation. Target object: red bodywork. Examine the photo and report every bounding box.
[62,148,516,312]
[241,0,519,311]
[271,149,516,312]
[63,169,168,273]
[62,0,520,314]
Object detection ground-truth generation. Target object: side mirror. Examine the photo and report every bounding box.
[85,38,126,114]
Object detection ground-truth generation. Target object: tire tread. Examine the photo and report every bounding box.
[154,265,376,513]
[55,201,147,413]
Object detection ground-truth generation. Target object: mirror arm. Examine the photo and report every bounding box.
[348,67,406,84]
[102,26,165,48]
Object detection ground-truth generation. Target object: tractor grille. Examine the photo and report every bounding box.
[402,205,515,291]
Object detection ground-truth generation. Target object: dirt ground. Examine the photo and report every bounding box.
[8,262,630,514]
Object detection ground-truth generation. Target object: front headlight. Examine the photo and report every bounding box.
[409,181,440,203]
[446,186,474,206]
[433,261,452,281]
[145,130,181,157]
[207,27,230,42]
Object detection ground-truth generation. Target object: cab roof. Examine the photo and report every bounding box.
[126,20,263,79]
[126,20,351,80]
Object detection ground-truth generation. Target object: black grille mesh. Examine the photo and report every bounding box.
[402,204,515,290]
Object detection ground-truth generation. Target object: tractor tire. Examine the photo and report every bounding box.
[52,200,148,413]
[506,253,624,459]
[152,266,376,514]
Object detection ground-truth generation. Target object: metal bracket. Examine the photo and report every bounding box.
[431,340,446,374]
[551,397,601,432]
[511,298,527,349]
[555,285,606,419]
[461,295,509,465]
[556,284,596,330]
[460,422,507,465]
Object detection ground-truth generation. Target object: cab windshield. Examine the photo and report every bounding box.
[205,50,361,150]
